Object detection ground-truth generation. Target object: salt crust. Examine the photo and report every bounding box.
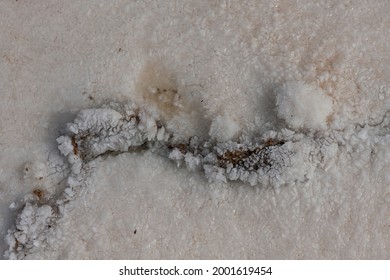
[4,101,389,259]
[276,82,334,131]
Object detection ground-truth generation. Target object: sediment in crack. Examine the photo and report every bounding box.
[4,101,348,259]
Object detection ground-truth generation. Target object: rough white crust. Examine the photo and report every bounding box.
[5,100,388,259]
[277,82,334,130]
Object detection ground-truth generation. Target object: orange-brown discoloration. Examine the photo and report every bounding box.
[71,135,78,155]
[32,188,44,200]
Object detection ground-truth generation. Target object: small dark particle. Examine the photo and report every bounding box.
[39,177,43,180]
[118,48,122,52]
[133,230,137,234]
[25,168,28,172]
[201,100,203,103]
[88,96,94,100]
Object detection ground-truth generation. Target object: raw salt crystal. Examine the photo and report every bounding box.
[67,176,81,188]
[15,232,27,244]
[64,187,75,198]
[239,169,249,181]
[169,149,184,161]
[57,136,73,156]
[67,123,79,134]
[215,168,227,183]
[228,168,239,181]
[203,164,215,181]
[248,172,259,186]
[143,116,157,140]
[184,152,201,171]
[157,127,166,141]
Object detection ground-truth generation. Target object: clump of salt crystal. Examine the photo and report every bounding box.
[276,81,333,131]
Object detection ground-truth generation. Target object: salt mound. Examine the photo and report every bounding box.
[209,115,240,142]
[276,82,333,131]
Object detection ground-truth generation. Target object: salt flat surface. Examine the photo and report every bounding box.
[0,0,389,259]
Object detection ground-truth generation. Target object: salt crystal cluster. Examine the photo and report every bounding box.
[276,82,334,131]
[5,99,341,259]
[56,101,302,188]
[168,137,294,186]
[4,203,54,259]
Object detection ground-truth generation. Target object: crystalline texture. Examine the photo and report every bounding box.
[5,100,333,259]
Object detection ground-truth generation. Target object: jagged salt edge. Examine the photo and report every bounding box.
[4,101,336,259]
[4,102,170,259]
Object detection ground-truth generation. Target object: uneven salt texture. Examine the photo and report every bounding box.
[276,81,333,130]
[9,117,389,259]
[1,0,389,259]
[4,98,389,259]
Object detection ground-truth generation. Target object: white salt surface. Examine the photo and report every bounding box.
[276,81,333,130]
[0,0,389,259]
